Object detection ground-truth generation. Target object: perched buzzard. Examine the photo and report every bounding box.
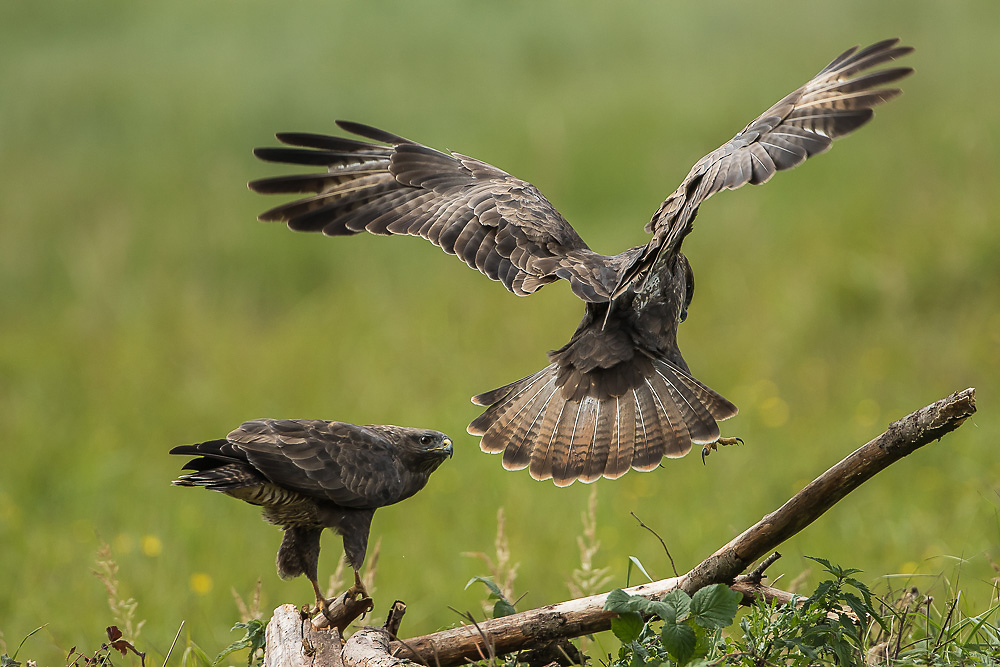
[249,40,911,486]
[171,419,452,611]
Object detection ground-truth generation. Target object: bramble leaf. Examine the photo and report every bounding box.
[690,584,741,629]
[661,589,692,621]
[660,618,696,664]
[610,611,644,643]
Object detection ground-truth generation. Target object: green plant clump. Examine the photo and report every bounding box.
[606,558,1000,666]
[606,583,742,666]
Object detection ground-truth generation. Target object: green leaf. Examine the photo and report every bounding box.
[690,624,712,660]
[841,591,871,625]
[829,635,854,667]
[845,577,876,606]
[647,601,677,623]
[628,556,655,583]
[806,555,861,578]
[604,588,636,614]
[808,579,836,605]
[690,584,741,630]
[214,620,266,667]
[466,576,505,600]
[605,588,655,614]
[9,625,45,662]
[805,555,834,571]
[661,589,692,621]
[1,654,21,667]
[610,611,644,643]
[605,588,635,614]
[661,618,696,664]
[492,599,516,618]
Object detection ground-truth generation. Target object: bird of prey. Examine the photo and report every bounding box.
[171,419,453,612]
[248,39,912,486]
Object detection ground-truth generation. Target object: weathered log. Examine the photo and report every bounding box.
[264,604,344,667]
[342,627,420,667]
[386,388,976,666]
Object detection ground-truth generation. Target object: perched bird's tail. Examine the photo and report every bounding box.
[469,359,737,486]
[170,440,260,491]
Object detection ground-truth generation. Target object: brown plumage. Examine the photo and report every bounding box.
[171,419,452,609]
[249,40,912,486]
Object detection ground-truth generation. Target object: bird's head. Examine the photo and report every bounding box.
[400,429,454,474]
[633,250,696,328]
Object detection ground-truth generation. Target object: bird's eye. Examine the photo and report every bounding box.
[419,435,434,445]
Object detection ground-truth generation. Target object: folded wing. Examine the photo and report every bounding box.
[215,419,407,508]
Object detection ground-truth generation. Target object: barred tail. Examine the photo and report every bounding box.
[468,360,737,486]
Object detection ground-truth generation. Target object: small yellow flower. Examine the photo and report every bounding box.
[190,572,214,595]
[142,535,163,557]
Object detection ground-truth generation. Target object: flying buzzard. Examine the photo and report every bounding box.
[171,419,452,611]
[249,40,911,486]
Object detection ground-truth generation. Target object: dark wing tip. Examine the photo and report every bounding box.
[247,176,290,196]
[273,132,380,152]
[335,120,410,145]
[471,384,516,407]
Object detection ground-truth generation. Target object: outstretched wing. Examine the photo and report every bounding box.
[618,39,913,291]
[224,419,409,509]
[249,122,620,302]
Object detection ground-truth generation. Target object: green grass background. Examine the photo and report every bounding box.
[2,1,998,663]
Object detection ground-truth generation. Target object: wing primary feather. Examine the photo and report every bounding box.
[335,120,412,145]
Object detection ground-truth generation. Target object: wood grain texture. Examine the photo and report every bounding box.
[265,604,344,667]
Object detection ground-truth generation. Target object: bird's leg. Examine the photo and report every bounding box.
[346,568,369,601]
[308,575,334,620]
[701,436,744,464]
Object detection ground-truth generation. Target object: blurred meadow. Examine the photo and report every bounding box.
[2,0,999,663]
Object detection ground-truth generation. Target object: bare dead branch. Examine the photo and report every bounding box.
[743,552,782,585]
[680,388,975,593]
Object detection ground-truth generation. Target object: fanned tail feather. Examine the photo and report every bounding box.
[632,386,665,471]
[549,397,598,486]
[606,394,635,479]
[469,358,737,486]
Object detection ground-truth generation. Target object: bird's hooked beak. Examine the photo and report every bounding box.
[432,438,454,458]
